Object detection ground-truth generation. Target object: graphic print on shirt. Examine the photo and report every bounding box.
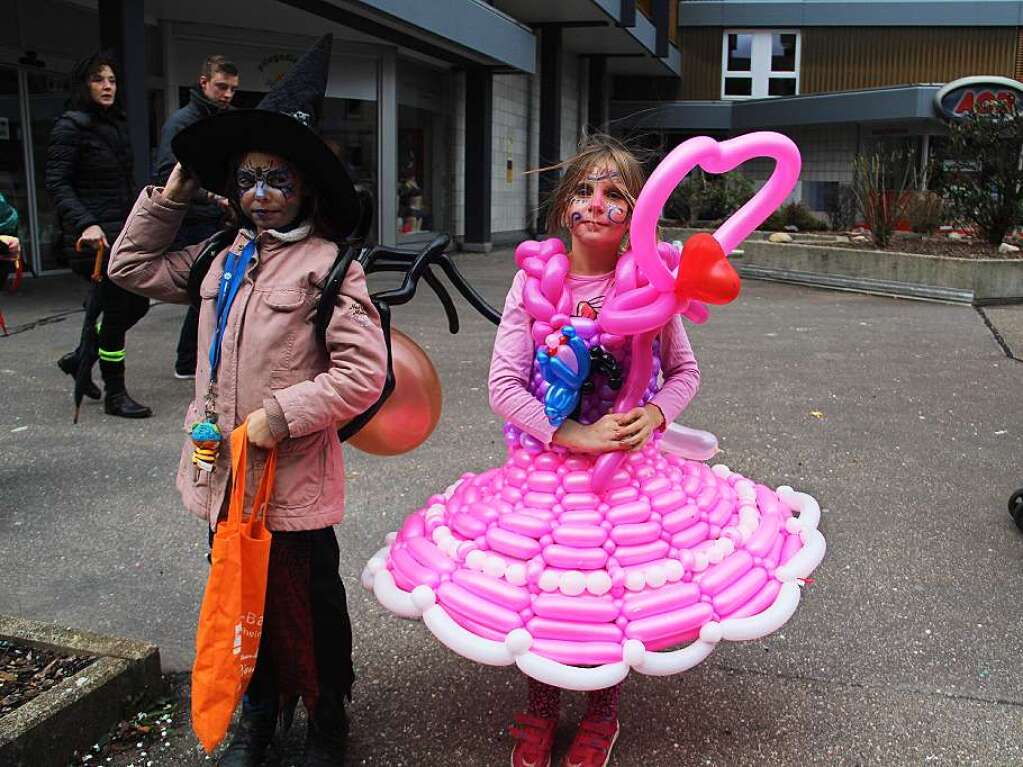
[575,295,605,320]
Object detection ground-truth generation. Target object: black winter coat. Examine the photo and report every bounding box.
[45,106,135,266]
[153,88,228,230]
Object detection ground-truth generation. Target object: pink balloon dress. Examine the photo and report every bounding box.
[363,238,825,691]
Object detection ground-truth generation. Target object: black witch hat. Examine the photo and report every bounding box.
[172,34,359,237]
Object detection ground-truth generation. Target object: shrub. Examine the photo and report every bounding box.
[826,185,857,231]
[665,169,756,225]
[904,191,944,234]
[778,201,828,231]
[851,148,916,248]
[931,103,1023,245]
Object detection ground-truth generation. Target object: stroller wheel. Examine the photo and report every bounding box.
[1009,489,1023,531]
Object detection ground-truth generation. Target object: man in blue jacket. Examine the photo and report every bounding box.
[153,55,239,378]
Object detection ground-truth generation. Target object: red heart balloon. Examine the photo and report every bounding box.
[674,233,741,305]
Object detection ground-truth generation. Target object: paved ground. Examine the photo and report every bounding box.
[2,252,1023,766]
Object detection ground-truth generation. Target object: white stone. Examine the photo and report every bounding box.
[586,571,613,595]
[768,232,793,243]
[998,242,1020,254]
[560,570,587,596]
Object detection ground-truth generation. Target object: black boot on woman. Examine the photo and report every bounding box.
[57,351,101,400]
[100,360,151,418]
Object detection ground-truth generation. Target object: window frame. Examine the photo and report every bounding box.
[721,29,801,101]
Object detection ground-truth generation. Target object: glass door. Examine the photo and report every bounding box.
[26,68,72,273]
[0,66,32,271]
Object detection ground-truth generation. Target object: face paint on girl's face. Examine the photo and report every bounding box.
[565,165,631,247]
[236,152,304,232]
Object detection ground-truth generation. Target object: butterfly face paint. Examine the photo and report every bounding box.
[235,151,305,232]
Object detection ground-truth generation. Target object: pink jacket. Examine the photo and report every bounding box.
[109,187,387,531]
[489,269,700,444]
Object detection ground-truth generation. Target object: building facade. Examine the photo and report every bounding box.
[1,0,679,275]
[7,1,1014,276]
[612,0,1023,215]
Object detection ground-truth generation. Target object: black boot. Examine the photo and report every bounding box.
[100,361,152,419]
[218,699,278,767]
[57,352,101,400]
[303,691,349,767]
[104,390,152,418]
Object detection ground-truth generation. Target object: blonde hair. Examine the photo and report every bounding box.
[542,133,646,236]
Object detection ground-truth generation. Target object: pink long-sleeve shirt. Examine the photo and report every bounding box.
[488,269,701,445]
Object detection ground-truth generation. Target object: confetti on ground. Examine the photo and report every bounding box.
[809,410,824,419]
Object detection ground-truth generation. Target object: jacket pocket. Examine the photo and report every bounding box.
[265,288,307,388]
[269,429,327,510]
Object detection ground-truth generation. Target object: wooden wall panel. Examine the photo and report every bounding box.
[801,27,1018,93]
[679,26,722,100]
[1016,27,1023,81]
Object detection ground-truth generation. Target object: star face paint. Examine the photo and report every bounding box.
[235,151,305,233]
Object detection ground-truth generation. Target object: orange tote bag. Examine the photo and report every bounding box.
[191,421,278,753]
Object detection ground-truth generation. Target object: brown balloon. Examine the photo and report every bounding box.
[348,328,443,456]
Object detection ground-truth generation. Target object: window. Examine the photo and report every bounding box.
[722,30,800,100]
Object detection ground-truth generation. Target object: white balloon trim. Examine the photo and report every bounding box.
[362,486,825,690]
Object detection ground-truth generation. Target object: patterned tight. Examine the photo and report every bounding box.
[527,677,621,722]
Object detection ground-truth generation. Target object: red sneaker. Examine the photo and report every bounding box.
[561,719,620,767]
[509,711,557,767]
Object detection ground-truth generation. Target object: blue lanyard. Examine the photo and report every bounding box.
[208,239,257,381]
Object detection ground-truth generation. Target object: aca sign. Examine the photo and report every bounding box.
[935,76,1023,120]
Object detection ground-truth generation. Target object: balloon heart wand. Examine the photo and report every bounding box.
[591,131,802,492]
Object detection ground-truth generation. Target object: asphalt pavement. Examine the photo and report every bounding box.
[2,251,1022,766]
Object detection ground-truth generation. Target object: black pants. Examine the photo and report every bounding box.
[208,527,355,711]
[89,273,149,391]
[175,305,200,372]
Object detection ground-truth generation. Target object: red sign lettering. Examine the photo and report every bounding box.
[954,89,1017,115]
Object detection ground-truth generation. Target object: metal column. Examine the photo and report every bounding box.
[99,0,149,189]
[537,26,562,234]
[464,67,493,252]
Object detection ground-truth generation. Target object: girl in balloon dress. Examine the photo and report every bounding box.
[363,133,825,767]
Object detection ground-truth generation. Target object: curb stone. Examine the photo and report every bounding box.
[0,615,163,767]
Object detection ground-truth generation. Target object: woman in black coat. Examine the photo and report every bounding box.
[46,52,151,418]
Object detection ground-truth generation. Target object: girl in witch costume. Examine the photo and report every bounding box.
[109,36,387,767]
